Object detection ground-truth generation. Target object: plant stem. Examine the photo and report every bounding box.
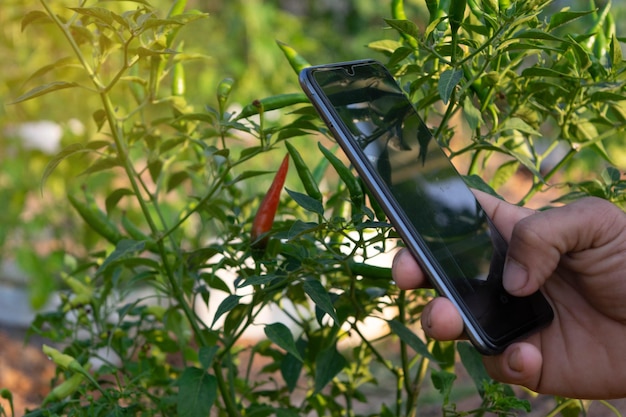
[518,147,577,206]
[40,0,105,91]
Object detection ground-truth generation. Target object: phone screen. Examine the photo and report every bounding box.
[301,60,553,353]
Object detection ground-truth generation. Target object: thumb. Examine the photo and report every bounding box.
[501,197,622,296]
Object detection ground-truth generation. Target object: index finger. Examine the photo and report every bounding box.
[392,247,429,290]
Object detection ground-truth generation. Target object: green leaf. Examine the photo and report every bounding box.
[21,10,51,31]
[288,220,319,240]
[41,143,91,189]
[431,370,456,404]
[431,340,456,371]
[490,160,519,191]
[457,342,491,396]
[280,347,304,392]
[223,304,248,336]
[602,166,622,184]
[226,170,273,186]
[136,46,178,57]
[463,175,502,198]
[238,273,279,288]
[286,188,324,216]
[9,81,80,104]
[384,19,420,41]
[303,279,338,324]
[548,10,594,31]
[314,346,347,393]
[198,346,219,371]
[176,367,217,417]
[105,188,134,214]
[610,33,623,70]
[387,319,435,361]
[93,109,107,131]
[462,94,483,130]
[97,239,146,275]
[70,7,116,26]
[514,29,564,43]
[167,171,191,192]
[367,39,403,54]
[438,69,463,104]
[521,67,574,78]
[79,157,122,176]
[589,91,626,102]
[264,323,303,361]
[185,247,222,269]
[567,36,591,70]
[388,46,414,68]
[211,294,241,327]
[498,117,541,136]
[25,57,79,84]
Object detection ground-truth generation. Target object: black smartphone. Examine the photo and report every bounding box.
[299,59,553,355]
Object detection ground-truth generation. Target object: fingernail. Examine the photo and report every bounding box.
[507,346,524,373]
[503,257,529,294]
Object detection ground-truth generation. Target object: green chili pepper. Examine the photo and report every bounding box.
[347,259,392,280]
[317,142,364,210]
[62,274,93,297]
[391,0,408,20]
[43,372,85,405]
[43,345,86,374]
[390,0,418,48]
[285,141,323,201]
[42,362,92,406]
[68,191,122,244]
[426,0,445,24]
[148,56,162,99]
[171,61,185,96]
[361,179,387,222]
[236,93,309,120]
[448,0,467,35]
[276,41,311,75]
[167,0,187,17]
[165,0,187,48]
[462,63,488,104]
[121,214,157,251]
[251,154,290,250]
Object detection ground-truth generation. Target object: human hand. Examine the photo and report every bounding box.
[392,191,626,399]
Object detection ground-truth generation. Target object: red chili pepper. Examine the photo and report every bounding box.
[251,153,289,249]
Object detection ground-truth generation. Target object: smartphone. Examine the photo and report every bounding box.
[299,59,553,355]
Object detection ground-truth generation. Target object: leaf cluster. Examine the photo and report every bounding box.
[374,0,626,207]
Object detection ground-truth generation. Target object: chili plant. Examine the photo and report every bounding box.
[5,1,626,417]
